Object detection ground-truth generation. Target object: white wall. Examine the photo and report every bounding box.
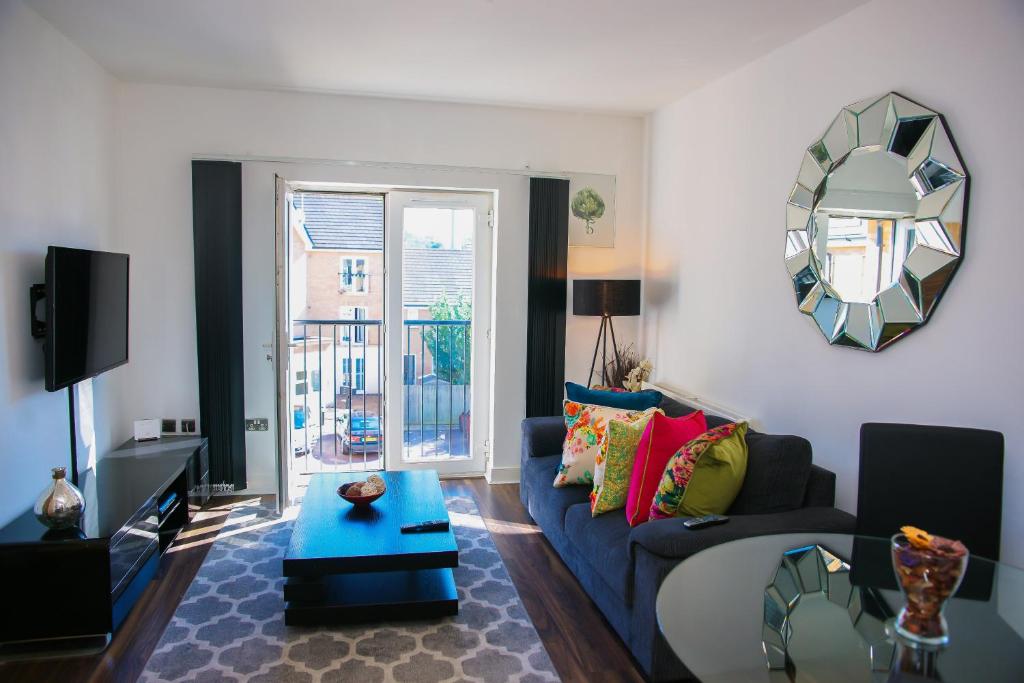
[112,83,646,489]
[643,0,1024,566]
[0,0,115,527]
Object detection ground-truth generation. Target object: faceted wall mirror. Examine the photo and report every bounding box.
[785,92,969,351]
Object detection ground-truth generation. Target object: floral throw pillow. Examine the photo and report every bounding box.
[590,408,660,516]
[554,401,637,488]
[649,422,749,521]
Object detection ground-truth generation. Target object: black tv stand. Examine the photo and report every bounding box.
[0,436,209,657]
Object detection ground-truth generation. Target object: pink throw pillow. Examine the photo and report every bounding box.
[626,410,707,527]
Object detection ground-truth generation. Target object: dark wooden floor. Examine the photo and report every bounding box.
[0,482,646,683]
[448,479,648,683]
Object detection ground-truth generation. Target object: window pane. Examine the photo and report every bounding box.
[355,358,365,391]
[354,308,365,343]
[402,208,474,250]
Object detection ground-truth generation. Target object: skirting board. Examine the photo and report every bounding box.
[486,466,521,485]
[643,381,759,430]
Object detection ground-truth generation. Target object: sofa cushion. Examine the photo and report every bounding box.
[555,401,641,488]
[566,381,663,411]
[591,415,655,516]
[626,410,708,527]
[650,422,749,520]
[522,415,567,459]
[629,507,858,561]
[659,395,733,429]
[524,454,591,546]
[728,432,812,514]
[565,503,634,604]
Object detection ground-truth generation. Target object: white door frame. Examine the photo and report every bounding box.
[384,191,493,476]
[274,175,294,508]
[270,164,498,501]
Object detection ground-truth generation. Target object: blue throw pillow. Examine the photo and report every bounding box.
[565,381,662,411]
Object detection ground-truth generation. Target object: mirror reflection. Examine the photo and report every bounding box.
[814,149,916,303]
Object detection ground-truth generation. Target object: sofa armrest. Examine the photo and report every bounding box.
[521,416,566,460]
[628,507,857,561]
[803,464,836,507]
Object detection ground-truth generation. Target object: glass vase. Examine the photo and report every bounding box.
[890,533,968,647]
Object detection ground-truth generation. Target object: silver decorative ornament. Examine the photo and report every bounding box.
[34,467,85,530]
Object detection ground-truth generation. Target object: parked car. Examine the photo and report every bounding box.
[293,406,320,456]
[341,411,381,454]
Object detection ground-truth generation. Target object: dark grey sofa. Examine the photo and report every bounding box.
[519,396,856,681]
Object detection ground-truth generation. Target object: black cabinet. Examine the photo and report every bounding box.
[0,436,209,653]
[187,439,211,518]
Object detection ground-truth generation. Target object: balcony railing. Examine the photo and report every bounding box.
[402,320,471,461]
[291,319,383,473]
[290,318,470,474]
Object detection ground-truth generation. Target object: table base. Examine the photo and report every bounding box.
[284,568,458,626]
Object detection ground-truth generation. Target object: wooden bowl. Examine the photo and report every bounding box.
[337,482,386,507]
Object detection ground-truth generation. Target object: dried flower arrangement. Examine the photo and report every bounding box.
[603,344,654,392]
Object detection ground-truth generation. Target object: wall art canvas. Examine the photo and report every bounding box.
[568,173,616,248]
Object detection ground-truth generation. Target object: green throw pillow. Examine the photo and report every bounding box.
[590,409,659,516]
[649,422,748,520]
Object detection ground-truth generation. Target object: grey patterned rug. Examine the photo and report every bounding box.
[140,495,559,682]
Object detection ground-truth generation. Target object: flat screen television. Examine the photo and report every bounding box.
[44,246,129,392]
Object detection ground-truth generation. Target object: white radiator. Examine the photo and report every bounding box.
[643,381,758,429]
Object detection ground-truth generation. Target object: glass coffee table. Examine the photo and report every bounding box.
[656,533,1024,682]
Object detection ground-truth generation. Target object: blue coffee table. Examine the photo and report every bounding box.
[283,470,458,625]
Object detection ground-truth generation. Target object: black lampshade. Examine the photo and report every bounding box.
[572,279,641,317]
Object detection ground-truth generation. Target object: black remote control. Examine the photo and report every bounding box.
[683,514,729,529]
[401,519,450,533]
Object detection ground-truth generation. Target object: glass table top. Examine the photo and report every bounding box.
[656,533,1024,682]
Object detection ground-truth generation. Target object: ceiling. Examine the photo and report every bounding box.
[28,0,866,113]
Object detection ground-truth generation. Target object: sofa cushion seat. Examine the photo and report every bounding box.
[628,507,858,561]
[523,454,590,544]
[564,503,635,605]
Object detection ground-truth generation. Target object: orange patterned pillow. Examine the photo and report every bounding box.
[554,400,639,487]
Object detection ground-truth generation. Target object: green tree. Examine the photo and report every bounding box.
[571,187,606,234]
[422,292,472,385]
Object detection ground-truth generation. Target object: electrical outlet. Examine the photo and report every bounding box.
[180,418,197,433]
[245,418,269,432]
[161,419,177,434]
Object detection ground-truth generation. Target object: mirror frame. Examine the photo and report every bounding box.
[785,92,969,352]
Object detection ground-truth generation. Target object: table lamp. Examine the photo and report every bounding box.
[573,279,641,388]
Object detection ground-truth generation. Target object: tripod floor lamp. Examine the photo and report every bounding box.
[573,279,641,388]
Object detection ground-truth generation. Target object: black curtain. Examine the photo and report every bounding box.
[526,177,569,417]
[192,160,247,489]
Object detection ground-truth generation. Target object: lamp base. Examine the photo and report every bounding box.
[587,315,622,388]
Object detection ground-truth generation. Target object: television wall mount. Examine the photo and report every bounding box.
[30,283,46,339]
